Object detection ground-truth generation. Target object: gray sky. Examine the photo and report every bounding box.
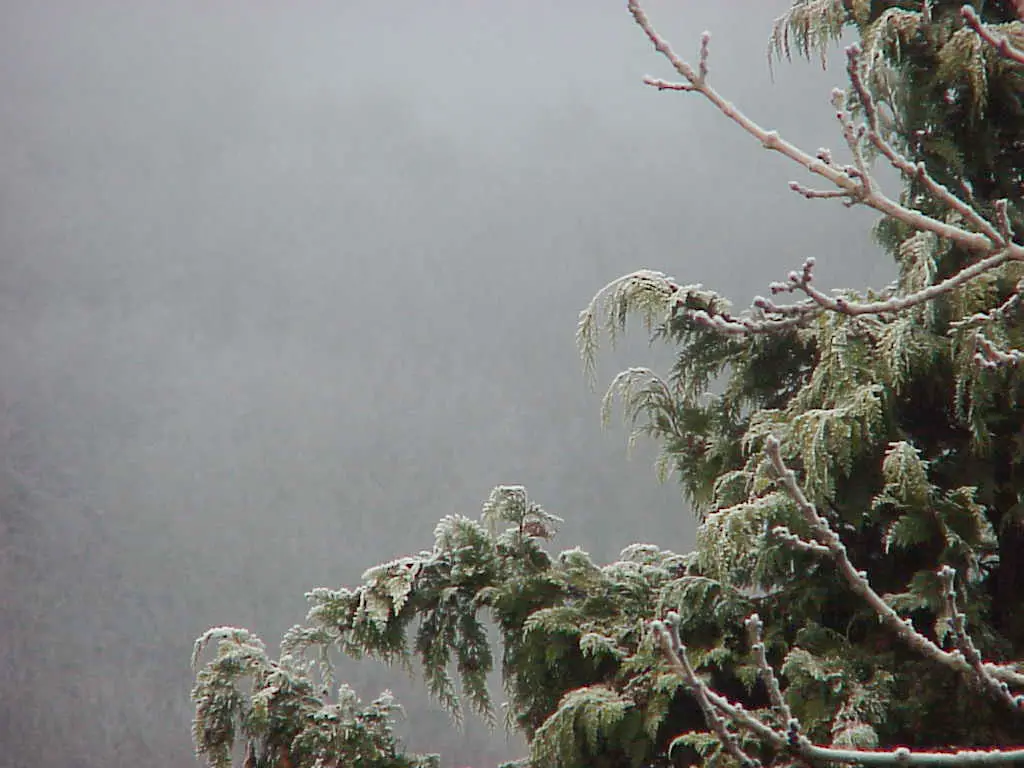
[0,2,892,766]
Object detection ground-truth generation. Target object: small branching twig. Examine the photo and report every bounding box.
[764,435,1024,694]
[653,612,1024,764]
[627,0,1016,257]
[939,566,1024,710]
[974,333,1024,369]
[962,5,1024,65]
[629,0,1024,351]
[745,614,793,725]
[768,252,1015,318]
[948,281,1023,367]
[652,614,763,768]
[950,283,1023,331]
[771,525,831,555]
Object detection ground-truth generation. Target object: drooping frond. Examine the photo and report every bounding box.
[577,270,727,384]
[937,26,989,115]
[192,628,439,768]
[769,0,864,69]
[530,686,642,768]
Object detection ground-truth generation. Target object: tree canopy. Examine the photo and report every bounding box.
[192,2,1024,766]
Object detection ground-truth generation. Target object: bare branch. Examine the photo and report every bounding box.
[962,5,1024,66]
[939,566,1024,710]
[769,251,1013,317]
[745,613,793,724]
[654,611,1024,765]
[764,435,1024,694]
[627,0,1014,256]
[789,181,848,200]
[652,616,763,768]
[643,76,696,92]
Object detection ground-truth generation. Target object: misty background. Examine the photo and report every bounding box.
[0,1,892,766]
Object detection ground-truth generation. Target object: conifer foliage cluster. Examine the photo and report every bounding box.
[192,2,1024,765]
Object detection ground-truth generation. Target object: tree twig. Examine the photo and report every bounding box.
[962,5,1024,66]
[764,435,1024,694]
[627,0,1016,257]
[653,611,1024,765]
[939,566,1024,710]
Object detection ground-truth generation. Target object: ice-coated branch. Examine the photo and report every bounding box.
[939,566,1024,710]
[627,0,1014,257]
[962,5,1024,65]
[764,435,1024,694]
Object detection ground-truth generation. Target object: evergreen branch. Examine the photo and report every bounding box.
[939,566,1024,710]
[627,0,1010,255]
[577,269,679,383]
[962,5,1024,66]
[764,435,1024,695]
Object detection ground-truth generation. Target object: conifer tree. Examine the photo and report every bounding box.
[192,2,1024,765]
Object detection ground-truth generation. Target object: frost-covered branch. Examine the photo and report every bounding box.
[843,45,1008,248]
[939,566,1024,710]
[765,435,1024,695]
[974,333,1024,368]
[744,614,792,724]
[651,614,763,768]
[627,0,1016,257]
[768,252,1014,317]
[629,0,1024,349]
[653,610,1024,765]
[962,5,1024,65]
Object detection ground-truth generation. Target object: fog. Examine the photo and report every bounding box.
[0,1,892,766]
